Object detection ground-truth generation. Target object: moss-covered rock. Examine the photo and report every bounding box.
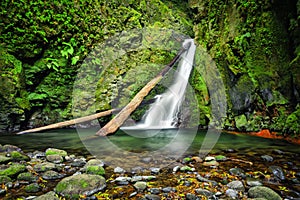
[45,148,67,157]
[55,174,106,199]
[17,172,37,182]
[248,186,281,200]
[9,151,30,161]
[0,163,26,177]
[25,183,40,193]
[0,175,12,184]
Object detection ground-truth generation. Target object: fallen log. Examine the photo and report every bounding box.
[16,108,118,135]
[96,41,191,136]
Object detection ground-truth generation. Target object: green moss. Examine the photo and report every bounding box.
[0,164,26,177]
[10,151,30,161]
[86,166,105,176]
[45,148,67,157]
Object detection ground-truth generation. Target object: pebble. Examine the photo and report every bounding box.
[195,188,213,197]
[115,176,132,182]
[229,167,245,177]
[134,181,147,192]
[186,193,197,200]
[150,167,160,174]
[162,187,176,193]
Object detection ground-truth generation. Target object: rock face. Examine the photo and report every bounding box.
[55,174,106,199]
[0,0,299,136]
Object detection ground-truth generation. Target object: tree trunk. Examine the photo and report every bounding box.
[96,42,190,136]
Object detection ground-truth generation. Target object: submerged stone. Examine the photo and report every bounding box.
[55,174,106,199]
[268,165,285,181]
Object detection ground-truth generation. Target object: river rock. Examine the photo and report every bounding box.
[134,181,147,192]
[226,189,238,199]
[0,175,11,184]
[248,186,281,200]
[186,193,197,200]
[34,191,59,200]
[46,154,64,163]
[180,166,195,172]
[45,148,67,157]
[70,158,86,167]
[196,174,218,186]
[55,174,106,199]
[195,188,213,197]
[227,180,245,191]
[261,155,273,162]
[8,151,30,161]
[42,170,65,180]
[145,194,161,200]
[268,165,285,181]
[0,145,22,153]
[85,165,105,176]
[0,155,11,164]
[149,188,160,194]
[114,166,125,173]
[150,167,160,174]
[0,163,26,177]
[85,159,105,167]
[162,187,176,193]
[17,172,37,182]
[229,168,245,177]
[246,178,263,186]
[25,183,40,193]
[33,162,57,172]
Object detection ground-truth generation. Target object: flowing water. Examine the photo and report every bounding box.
[122,39,196,130]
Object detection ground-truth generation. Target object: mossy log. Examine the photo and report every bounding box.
[96,42,191,136]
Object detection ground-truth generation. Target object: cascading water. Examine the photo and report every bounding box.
[122,39,196,130]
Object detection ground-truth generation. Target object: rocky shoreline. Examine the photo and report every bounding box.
[0,144,299,199]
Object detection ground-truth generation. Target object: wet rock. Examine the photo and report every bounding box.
[141,157,152,163]
[186,193,197,200]
[149,188,160,194]
[273,149,284,155]
[46,154,64,163]
[268,165,285,181]
[150,167,160,174]
[227,180,245,191]
[17,172,37,182]
[134,181,147,192]
[229,168,245,177]
[115,176,132,183]
[85,159,105,167]
[85,165,105,176]
[191,156,202,163]
[70,158,86,167]
[183,157,192,164]
[34,191,59,200]
[173,165,180,173]
[33,162,57,172]
[0,155,11,164]
[42,170,65,180]
[45,148,67,157]
[248,186,281,200]
[131,166,144,174]
[0,145,22,153]
[129,191,137,198]
[203,157,219,167]
[195,188,213,197]
[225,189,238,199]
[162,187,176,193]
[0,175,11,184]
[246,178,263,187]
[55,174,106,199]
[0,163,26,177]
[114,166,125,173]
[180,166,195,172]
[29,151,46,159]
[0,188,6,196]
[215,155,227,161]
[8,151,30,161]
[261,155,273,162]
[25,183,40,193]
[142,175,156,181]
[131,176,143,182]
[196,174,218,186]
[145,194,161,200]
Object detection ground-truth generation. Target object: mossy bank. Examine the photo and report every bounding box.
[0,0,300,138]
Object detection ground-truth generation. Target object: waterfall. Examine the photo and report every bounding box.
[122,39,196,130]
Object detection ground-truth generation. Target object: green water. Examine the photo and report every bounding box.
[0,128,298,157]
